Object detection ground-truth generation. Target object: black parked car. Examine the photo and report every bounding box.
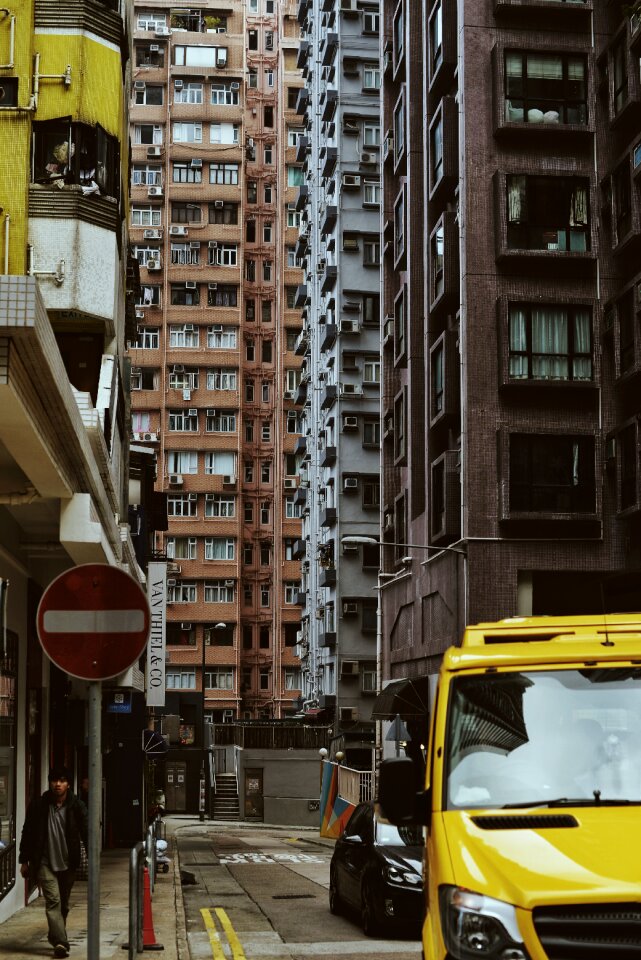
[329,801,424,936]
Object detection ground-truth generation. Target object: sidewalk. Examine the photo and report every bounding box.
[0,818,333,959]
[0,828,184,960]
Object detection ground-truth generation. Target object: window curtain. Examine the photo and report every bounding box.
[573,309,592,379]
[508,175,527,222]
[531,307,568,379]
[526,55,562,80]
[509,308,528,378]
[570,184,588,225]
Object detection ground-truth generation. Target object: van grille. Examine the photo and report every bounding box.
[471,815,578,830]
[533,903,641,958]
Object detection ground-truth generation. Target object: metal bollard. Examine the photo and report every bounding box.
[146,825,156,892]
[127,841,145,959]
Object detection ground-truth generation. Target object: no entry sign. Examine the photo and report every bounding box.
[37,564,151,680]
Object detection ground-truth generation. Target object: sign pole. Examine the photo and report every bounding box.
[87,680,102,960]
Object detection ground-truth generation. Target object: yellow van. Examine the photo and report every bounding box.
[378,615,641,959]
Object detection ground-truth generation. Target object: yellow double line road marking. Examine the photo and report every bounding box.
[201,907,247,960]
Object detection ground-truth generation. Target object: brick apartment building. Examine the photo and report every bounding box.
[128,0,306,750]
[380,1,641,694]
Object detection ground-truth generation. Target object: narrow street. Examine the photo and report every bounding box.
[175,825,422,960]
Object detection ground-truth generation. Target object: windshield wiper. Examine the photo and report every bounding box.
[503,796,639,809]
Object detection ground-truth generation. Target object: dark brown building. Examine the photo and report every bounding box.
[380,0,641,692]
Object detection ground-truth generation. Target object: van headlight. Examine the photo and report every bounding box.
[439,886,529,960]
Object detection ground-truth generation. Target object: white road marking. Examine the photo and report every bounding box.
[43,610,146,633]
[219,853,326,865]
[189,933,421,958]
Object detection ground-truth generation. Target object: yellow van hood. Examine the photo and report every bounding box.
[441,808,641,907]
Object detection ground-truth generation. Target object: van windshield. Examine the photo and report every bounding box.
[445,668,641,809]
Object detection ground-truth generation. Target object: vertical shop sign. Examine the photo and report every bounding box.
[146,562,167,706]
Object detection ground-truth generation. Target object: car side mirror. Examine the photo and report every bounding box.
[377,757,430,826]
[342,833,363,844]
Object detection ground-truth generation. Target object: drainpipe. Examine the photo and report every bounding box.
[3,213,8,274]
[0,10,15,70]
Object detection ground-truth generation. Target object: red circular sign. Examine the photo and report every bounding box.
[37,564,151,680]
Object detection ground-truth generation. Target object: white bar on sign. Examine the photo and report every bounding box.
[42,610,146,633]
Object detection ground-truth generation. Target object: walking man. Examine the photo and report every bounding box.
[19,765,88,959]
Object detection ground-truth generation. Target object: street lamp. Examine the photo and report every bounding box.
[340,536,466,782]
[200,621,227,822]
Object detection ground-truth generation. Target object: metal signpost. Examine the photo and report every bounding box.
[37,564,151,960]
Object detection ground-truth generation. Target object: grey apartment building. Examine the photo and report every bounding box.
[380,0,641,696]
[294,0,383,766]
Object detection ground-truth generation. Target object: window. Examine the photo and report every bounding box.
[288,127,304,146]
[205,495,235,518]
[508,304,592,381]
[363,124,380,147]
[208,285,238,307]
[285,582,300,604]
[168,366,198,389]
[137,10,166,30]
[135,84,163,107]
[138,285,161,308]
[620,423,638,510]
[262,301,272,323]
[133,245,160,267]
[208,244,238,266]
[211,82,240,106]
[363,64,381,90]
[168,494,198,517]
[171,202,202,223]
[133,326,159,350]
[167,580,197,603]
[166,670,195,689]
[264,105,273,126]
[245,259,256,282]
[210,122,240,144]
[263,261,273,281]
[205,622,233,647]
[431,224,444,300]
[613,161,632,241]
[506,175,590,251]
[205,537,235,560]
[287,208,301,228]
[363,360,381,384]
[206,367,237,391]
[287,87,299,109]
[166,451,198,474]
[174,45,227,68]
[209,162,239,184]
[204,580,235,603]
[205,412,237,433]
[286,287,297,309]
[130,367,158,390]
[287,165,305,187]
[248,69,258,89]
[285,668,302,690]
[612,36,628,115]
[173,161,201,184]
[429,1,442,77]
[285,497,301,519]
[205,669,233,690]
[362,479,380,509]
[362,663,377,693]
[173,122,202,143]
[264,143,273,163]
[363,238,380,266]
[362,293,379,326]
[166,536,197,560]
[171,284,200,306]
[432,344,444,415]
[247,181,257,203]
[509,434,596,513]
[171,243,200,265]
[505,52,587,125]
[207,326,237,348]
[168,409,198,432]
[363,418,380,447]
[394,393,406,461]
[259,669,270,689]
[261,420,271,442]
[619,290,635,375]
[167,622,196,647]
[137,46,165,68]
[394,194,405,261]
[248,28,258,50]
[134,123,163,145]
[430,115,443,187]
[204,451,236,476]
[264,184,273,204]
[261,381,270,402]
[209,202,238,225]
[363,180,380,205]
[287,248,299,268]
[174,81,202,104]
[132,206,161,227]
[362,601,377,633]
[263,222,273,243]
[132,164,161,187]
[246,337,255,361]
[261,461,271,483]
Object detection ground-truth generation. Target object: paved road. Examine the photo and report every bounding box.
[174,825,422,960]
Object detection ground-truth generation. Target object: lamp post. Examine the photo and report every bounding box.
[200,621,227,822]
[340,536,467,782]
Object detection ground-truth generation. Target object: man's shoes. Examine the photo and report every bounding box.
[53,945,69,958]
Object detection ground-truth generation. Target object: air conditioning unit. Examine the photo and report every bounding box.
[135,310,145,319]
[343,477,359,491]
[316,258,327,273]
[189,241,200,249]
[208,240,219,248]
[147,146,162,157]
[206,408,217,417]
[143,229,162,240]
[134,80,146,91]
[343,236,359,251]
[180,622,192,630]
[167,562,181,574]
[169,225,187,236]
[173,364,185,373]
[224,579,235,587]
[230,81,240,90]
[168,474,183,485]
[341,660,359,676]
[143,432,157,441]
[222,475,236,485]
[284,478,296,488]
[208,283,218,291]
[184,323,194,331]
[342,383,362,396]
[166,578,177,587]
[174,79,184,90]
[343,601,358,615]
[342,174,361,188]
[148,186,163,197]
[190,158,202,169]
[185,280,197,289]
[216,55,227,68]
[343,299,361,312]
[146,259,161,271]
[182,389,191,401]
[283,390,294,399]
[340,706,358,721]
[383,315,394,345]
[214,200,224,208]
[340,319,358,333]
[343,415,358,429]
[360,152,375,164]
[149,44,160,52]
[187,408,198,416]
[155,26,171,36]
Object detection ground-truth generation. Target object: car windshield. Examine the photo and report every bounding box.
[445,667,641,809]
[375,820,423,846]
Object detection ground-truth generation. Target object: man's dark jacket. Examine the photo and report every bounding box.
[19,789,88,874]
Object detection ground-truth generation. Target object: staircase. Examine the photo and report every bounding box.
[212,772,240,821]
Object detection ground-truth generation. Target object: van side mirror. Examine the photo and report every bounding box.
[377,757,430,826]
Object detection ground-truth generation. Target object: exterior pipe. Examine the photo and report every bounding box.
[0,12,15,69]
[3,213,8,274]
